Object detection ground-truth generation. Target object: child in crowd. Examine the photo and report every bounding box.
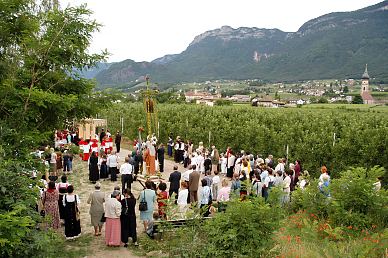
[157,182,169,220]
[203,170,213,188]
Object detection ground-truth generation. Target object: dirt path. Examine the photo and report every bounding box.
[66,149,186,257]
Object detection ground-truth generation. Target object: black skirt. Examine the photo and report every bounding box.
[100,162,108,178]
[64,196,81,238]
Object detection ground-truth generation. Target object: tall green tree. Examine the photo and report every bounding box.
[0,0,108,152]
[0,1,107,256]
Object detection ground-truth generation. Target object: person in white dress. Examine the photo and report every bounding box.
[220,153,227,175]
[282,170,291,205]
[177,182,189,216]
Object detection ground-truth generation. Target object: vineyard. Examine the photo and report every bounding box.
[101,103,388,177]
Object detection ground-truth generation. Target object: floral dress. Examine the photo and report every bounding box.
[43,190,60,229]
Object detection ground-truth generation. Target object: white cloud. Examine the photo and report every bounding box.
[61,0,382,62]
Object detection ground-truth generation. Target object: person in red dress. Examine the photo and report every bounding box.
[157,182,169,220]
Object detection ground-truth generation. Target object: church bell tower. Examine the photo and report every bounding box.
[361,64,370,94]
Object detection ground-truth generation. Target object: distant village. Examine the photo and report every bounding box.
[126,65,387,107]
[178,65,386,107]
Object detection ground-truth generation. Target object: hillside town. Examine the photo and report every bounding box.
[167,65,387,107]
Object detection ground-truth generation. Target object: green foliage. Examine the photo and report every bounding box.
[102,103,388,176]
[0,1,107,152]
[329,167,387,228]
[200,198,284,257]
[0,1,107,257]
[214,99,233,106]
[290,167,388,229]
[143,197,284,258]
[274,211,388,257]
[352,95,364,104]
[318,97,329,103]
[0,156,63,258]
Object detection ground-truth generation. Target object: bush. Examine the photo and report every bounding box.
[329,166,387,229]
[0,159,62,257]
[201,197,284,257]
[214,99,233,106]
[290,167,388,229]
[153,197,285,257]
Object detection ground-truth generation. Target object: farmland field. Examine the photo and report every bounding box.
[101,103,388,176]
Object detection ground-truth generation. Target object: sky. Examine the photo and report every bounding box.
[61,0,382,62]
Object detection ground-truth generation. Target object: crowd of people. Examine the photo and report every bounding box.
[41,129,381,249]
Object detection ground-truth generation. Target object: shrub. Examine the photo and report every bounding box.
[329,166,387,229]
[160,197,284,257]
[290,167,388,229]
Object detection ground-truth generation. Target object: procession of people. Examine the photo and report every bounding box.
[36,127,374,250]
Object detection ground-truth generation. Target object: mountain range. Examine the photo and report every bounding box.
[84,1,388,89]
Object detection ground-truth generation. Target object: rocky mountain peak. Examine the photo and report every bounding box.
[189,26,285,46]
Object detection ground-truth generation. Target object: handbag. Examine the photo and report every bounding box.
[139,191,148,212]
[100,213,106,223]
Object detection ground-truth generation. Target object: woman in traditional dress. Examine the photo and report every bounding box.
[120,189,138,247]
[99,153,109,179]
[57,175,70,222]
[105,190,122,247]
[140,181,156,231]
[63,185,81,240]
[89,151,99,183]
[87,182,105,236]
[43,181,60,229]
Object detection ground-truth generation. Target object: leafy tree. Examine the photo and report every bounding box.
[343,85,349,93]
[214,99,233,106]
[0,0,108,152]
[318,97,329,103]
[0,1,107,256]
[274,91,280,100]
[352,95,364,104]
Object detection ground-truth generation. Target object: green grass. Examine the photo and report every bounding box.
[56,234,94,258]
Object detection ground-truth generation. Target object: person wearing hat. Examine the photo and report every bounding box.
[87,182,105,236]
[105,190,122,246]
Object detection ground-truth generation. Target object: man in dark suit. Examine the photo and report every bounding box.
[189,166,200,203]
[168,165,181,201]
[115,131,122,153]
